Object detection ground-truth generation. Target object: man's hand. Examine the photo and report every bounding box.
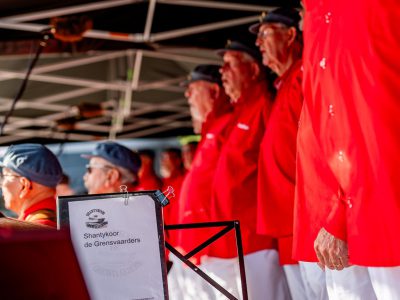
[314,228,350,271]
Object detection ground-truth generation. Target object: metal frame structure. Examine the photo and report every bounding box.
[165,220,248,300]
[0,1,276,144]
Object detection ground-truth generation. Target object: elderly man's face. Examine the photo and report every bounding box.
[185,81,215,123]
[83,157,115,194]
[1,168,23,213]
[256,23,292,73]
[220,51,254,102]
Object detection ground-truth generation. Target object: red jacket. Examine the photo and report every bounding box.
[294,102,340,262]
[295,0,400,266]
[257,60,303,265]
[210,85,276,258]
[178,105,232,263]
[19,197,57,228]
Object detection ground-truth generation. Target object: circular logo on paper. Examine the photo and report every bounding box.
[85,208,108,229]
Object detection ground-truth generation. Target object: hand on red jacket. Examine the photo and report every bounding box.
[314,227,350,271]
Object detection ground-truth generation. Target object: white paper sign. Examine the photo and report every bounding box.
[68,194,166,300]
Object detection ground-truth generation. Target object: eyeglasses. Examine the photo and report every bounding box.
[85,164,114,174]
[257,26,288,39]
[0,174,22,184]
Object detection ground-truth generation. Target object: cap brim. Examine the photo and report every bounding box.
[249,23,261,34]
[80,154,95,160]
[179,79,190,87]
[215,48,227,57]
[0,161,5,167]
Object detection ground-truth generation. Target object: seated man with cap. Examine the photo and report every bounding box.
[0,143,63,227]
[83,141,141,194]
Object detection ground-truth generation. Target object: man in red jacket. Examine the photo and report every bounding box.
[295,0,400,298]
[161,147,186,247]
[207,41,290,300]
[249,7,307,300]
[170,65,232,300]
[179,64,233,259]
[0,144,63,228]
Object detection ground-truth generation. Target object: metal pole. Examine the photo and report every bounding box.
[234,221,248,300]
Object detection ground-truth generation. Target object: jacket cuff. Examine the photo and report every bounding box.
[323,194,347,241]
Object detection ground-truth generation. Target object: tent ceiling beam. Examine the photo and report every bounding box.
[149,15,259,42]
[119,120,191,138]
[2,0,145,23]
[158,0,274,12]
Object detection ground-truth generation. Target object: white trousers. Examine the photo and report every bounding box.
[326,266,376,300]
[368,267,400,300]
[167,255,214,300]
[283,264,308,300]
[298,261,328,300]
[203,249,291,300]
[167,255,188,300]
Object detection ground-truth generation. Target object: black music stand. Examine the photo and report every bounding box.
[165,221,248,300]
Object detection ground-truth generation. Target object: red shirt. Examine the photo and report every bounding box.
[178,103,232,263]
[19,197,57,228]
[257,60,303,265]
[295,0,400,266]
[210,85,276,258]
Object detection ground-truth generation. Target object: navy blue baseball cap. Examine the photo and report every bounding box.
[249,7,301,34]
[182,64,222,87]
[82,141,141,174]
[216,40,262,63]
[0,144,63,188]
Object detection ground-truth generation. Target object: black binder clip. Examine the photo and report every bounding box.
[120,185,129,206]
[154,186,175,207]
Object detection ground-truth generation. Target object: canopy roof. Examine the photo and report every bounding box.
[0,0,299,145]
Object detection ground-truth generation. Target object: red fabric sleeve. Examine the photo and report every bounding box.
[323,193,347,241]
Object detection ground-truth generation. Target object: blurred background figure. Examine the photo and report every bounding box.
[82,141,141,194]
[160,148,185,246]
[0,144,63,227]
[56,173,75,196]
[181,141,198,171]
[136,149,162,191]
[160,148,185,181]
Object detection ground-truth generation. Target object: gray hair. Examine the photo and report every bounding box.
[116,166,138,185]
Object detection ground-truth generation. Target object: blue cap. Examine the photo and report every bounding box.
[82,141,141,174]
[216,40,262,63]
[249,7,301,34]
[0,144,63,188]
[182,64,222,87]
